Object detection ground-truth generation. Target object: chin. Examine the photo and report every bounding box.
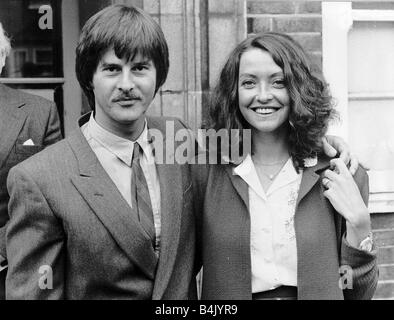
[252,121,287,134]
[116,108,146,121]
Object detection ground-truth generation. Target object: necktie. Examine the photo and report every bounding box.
[131,142,155,245]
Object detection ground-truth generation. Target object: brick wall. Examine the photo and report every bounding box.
[372,213,394,299]
[247,0,323,71]
[141,0,245,130]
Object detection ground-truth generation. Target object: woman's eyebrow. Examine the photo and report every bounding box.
[270,71,284,77]
[239,73,257,78]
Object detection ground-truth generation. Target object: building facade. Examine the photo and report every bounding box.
[1,0,393,299]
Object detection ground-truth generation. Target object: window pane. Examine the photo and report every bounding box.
[0,0,62,78]
[348,21,394,94]
[348,20,394,193]
[348,99,394,172]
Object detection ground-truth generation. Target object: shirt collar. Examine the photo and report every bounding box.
[233,153,265,197]
[86,113,151,166]
[233,154,314,197]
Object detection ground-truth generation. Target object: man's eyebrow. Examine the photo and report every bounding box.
[132,59,152,65]
[99,62,120,68]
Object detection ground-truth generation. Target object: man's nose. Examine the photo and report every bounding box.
[117,71,135,92]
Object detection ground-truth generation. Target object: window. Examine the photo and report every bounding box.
[0,0,62,78]
[322,1,394,213]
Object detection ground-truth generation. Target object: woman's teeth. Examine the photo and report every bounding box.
[253,107,277,114]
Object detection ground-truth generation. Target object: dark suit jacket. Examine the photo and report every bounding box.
[195,157,378,300]
[6,114,198,299]
[0,83,62,298]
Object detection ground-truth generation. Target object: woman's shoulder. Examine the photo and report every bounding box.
[353,165,369,188]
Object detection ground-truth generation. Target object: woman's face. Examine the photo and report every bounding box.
[238,48,290,135]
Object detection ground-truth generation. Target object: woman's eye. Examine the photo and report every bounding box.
[273,79,286,88]
[241,80,255,88]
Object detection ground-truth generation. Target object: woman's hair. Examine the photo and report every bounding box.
[75,4,169,110]
[206,32,337,169]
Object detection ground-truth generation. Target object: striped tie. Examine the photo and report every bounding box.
[131,142,155,245]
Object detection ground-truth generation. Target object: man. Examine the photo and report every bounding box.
[6,5,198,299]
[0,22,62,299]
[5,5,355,300]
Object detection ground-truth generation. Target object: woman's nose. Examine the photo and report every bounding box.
[255,85,273,102]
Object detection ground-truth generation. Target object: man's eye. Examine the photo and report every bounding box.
[104,66,119,72]
[133,65,148,72]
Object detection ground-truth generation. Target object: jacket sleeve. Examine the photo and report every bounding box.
[340,167,378,300]
[6,165,65,299]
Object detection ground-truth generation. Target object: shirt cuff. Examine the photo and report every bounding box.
[341,234,377,267]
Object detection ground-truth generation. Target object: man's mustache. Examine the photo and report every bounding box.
[112,93,141,102]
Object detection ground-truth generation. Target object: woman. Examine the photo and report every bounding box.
[198,32,378,300]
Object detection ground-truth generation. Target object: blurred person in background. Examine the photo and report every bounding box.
[0,21,62,299]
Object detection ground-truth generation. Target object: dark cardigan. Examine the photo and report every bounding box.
[194,157,378,300]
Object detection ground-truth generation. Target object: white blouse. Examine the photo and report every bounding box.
[233,154,317,293]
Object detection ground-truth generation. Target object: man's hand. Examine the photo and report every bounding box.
[323,135,359,175]
[322,159,371,247]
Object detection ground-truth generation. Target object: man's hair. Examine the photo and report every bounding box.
[75,4,169,110]
[206,32,337,170]
[0,22,11,57]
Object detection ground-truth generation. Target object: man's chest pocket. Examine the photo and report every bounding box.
[2,144,44,170]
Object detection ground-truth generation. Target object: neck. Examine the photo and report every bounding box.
[94,112,146,141]
[251,128,290,164]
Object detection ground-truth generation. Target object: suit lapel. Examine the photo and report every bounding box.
[296,159,330,206]
[0,85,28,167]
[295,158,343,299]
[67,123,158,280]
[224,164,249,211]
[152,163,182,298]
[147,117,183,299]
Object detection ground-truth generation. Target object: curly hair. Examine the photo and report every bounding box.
[206,32,337,170]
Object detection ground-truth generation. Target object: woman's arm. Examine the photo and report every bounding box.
[322,160,378,299]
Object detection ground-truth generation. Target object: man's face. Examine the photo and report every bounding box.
[92,49,157,139]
